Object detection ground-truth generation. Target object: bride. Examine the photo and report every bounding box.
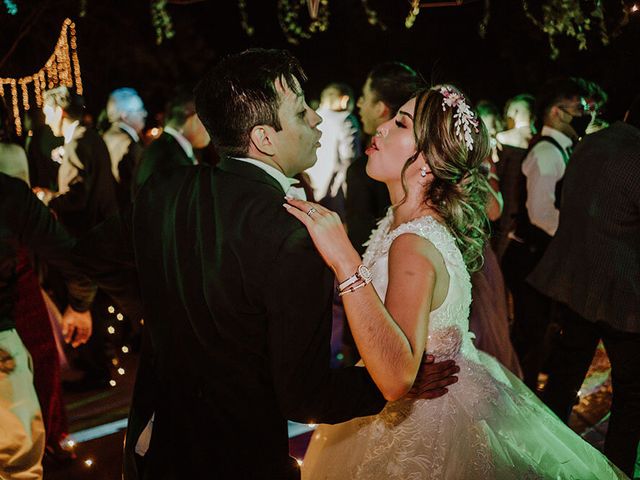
[284,85,626,479]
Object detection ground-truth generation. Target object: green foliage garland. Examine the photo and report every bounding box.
[523,0,610,59]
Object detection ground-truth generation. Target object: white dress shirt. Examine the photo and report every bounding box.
[164,126,196,164]
[306,107,359,200]
[521,126,573,236]
[232,157,307,200]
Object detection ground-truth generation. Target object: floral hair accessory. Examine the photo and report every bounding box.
[439,86,480,151]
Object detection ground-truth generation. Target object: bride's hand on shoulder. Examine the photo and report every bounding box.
[283,197,360,274]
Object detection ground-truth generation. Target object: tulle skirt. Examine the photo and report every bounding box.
[302,351,626,479]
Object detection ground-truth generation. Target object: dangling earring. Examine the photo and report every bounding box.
[420,166,428,178]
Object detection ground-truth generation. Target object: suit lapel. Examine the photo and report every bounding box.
[217,158,285,195]
[163,133,192,166]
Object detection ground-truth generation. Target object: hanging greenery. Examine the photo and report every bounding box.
[3,0,17,15]
[277,0,329,45]
[523,0,610,60]
[238,0,255,36]
[360,0,386,29]
[151,0,176,45]
[405,0,421,28]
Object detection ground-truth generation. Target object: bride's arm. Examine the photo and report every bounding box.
[285,199,437,401]
[338,234,437,401]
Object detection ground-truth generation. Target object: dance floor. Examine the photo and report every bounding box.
[45,341,638,479]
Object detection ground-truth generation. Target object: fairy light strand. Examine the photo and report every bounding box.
[0,18,83,134]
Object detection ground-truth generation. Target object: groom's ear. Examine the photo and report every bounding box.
[249,125,277,157]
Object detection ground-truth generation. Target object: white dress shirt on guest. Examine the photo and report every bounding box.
[521,126,573,237]
[306,107,359,201]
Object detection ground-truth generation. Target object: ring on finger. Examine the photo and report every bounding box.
[306,207,318,217]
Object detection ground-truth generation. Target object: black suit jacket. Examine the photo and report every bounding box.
[49,127,118,236]
[0,173,95,331]
[345,155,390,255]
[528,122,640,333]
[79,159,385,479]
[134,132,192,193]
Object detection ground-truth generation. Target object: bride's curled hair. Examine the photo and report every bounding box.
[405,85,492,272]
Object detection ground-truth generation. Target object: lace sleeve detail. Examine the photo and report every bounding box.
[384,217,464,270]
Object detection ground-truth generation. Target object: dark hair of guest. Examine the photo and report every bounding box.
[367,62,426,116]
[533,77,588,132]
[165,86,196,127]
[0,97,16,143]
[194,49,306,157]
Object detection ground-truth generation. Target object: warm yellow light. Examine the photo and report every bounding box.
[109,380,117,387]
[0,18,82,135]
[117,368,125,375]
[107,326,116,334]
[122,346,130,353]
[116,313,124,321]
[108,306,115,314]
[84,459,94,467]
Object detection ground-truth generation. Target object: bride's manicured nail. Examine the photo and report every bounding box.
[284,195,293,200]
[283,203,291,209]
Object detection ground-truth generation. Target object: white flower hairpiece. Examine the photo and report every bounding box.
[439,86,480,151]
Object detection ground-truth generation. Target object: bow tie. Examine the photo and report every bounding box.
[285,185,307,201]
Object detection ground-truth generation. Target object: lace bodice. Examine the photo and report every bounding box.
[362,209,476,360]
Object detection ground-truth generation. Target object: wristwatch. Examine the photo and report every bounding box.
[337,264,373,292]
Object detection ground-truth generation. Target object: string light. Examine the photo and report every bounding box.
[84,459,94,467]
[10,80,20,136]
[107,326,116,334]
[20,79,29,111]
[121,346,130,354]
[107,305,115,314]
[109,380,117,387]
[117,368,125,375]
[0,18,83,135]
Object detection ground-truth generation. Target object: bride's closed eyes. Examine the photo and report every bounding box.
[395,110,414,129]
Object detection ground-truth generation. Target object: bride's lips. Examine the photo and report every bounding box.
[365,137,380,155]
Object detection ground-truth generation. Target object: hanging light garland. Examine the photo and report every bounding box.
[0,18,82,136]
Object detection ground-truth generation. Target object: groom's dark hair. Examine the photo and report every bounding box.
[194,49,307,157]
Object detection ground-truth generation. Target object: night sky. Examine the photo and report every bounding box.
[1,0,639,125]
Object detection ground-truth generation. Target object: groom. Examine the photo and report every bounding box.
[80,49,458,479]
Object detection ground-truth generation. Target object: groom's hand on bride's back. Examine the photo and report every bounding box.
[406,354,459,400]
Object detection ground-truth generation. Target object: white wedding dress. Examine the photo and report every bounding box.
[302,211,626,479]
